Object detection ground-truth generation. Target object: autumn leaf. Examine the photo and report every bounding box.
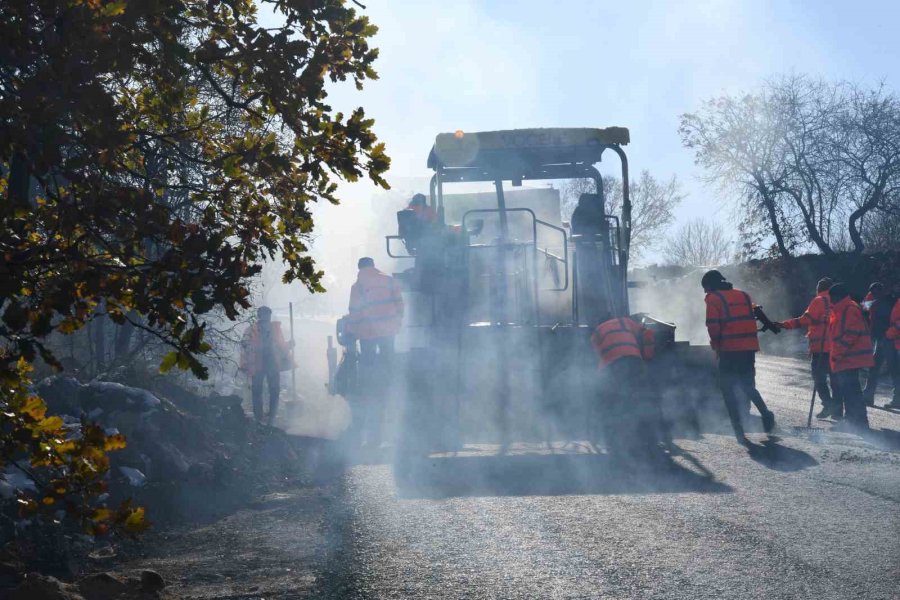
[103,433,127,451]
[159,351,178,373]
[124,507,149,534]
[21,396,47,420]
[34,415,65,433]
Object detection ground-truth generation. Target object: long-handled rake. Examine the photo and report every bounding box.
[793,386,825,434]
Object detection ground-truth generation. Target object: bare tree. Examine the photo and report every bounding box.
[766,76,842,255]
[862,207,900,252]
[561,170,684,262]
[680,77,900,256]
[679,93,797,258]
[830,83,900,252]
[663,219,733,267]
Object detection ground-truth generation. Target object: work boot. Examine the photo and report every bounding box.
[736,434,752,448]
[815,407,831,419]
[761,409,776,434]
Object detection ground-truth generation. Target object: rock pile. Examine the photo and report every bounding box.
[33,376,313,524]
[7,569,174,600]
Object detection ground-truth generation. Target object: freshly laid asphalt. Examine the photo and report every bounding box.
[130,355,900,600]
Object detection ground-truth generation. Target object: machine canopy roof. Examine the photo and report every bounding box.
[427,127,630,176]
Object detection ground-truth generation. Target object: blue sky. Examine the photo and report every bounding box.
[256,0,899,302]
[323,0,898,231]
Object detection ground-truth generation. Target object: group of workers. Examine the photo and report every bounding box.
[236,256,403,441]
[782,278,900,420]
[589,269,776,449]
[591,269,900,448]
[239,191,899,452]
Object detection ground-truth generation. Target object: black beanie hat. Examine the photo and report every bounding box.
[701,269,727,289]
[829,282,849,302]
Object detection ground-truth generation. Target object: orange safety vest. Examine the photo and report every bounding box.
[346,267,404,340]
[410,203,437,223]
[239,321,294,376]
[782,291,831,353]
[591,317,655,367]
[828,297,875,372]
[705,288,760,352]
[883,298,900,351]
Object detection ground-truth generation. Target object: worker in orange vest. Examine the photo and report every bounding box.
[345,257,404,449]
[827,283,874,431]
[408,193,437,224]
[239,306,295,425]
[591,316,655,366]
[861,282,899,407]
[780,277,842,419]
[591,314,660,453]
[702,270,776,446]
[884,285,900,409]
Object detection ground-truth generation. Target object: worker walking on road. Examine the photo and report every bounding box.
[827,283,874,432]
[702,270,776,446]
[345,257,404,451]
[591,314,663,454]
[862,282,899,407]
[780,277,842,419]
[239,306,295,426]
[884,285,900,409]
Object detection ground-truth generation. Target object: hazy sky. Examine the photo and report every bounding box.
[324,0,898,228]
[257,0,898,305]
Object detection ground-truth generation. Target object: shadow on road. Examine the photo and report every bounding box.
[746,437,818,472]
[395,451,732,499]
[862,427,900,451]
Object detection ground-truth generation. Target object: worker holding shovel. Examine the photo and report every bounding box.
[240,305,296,426]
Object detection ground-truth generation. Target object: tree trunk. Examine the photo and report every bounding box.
[794,193,834,255]
[848,185,885,254]
[757,185,791,258]
[848,206,867,253]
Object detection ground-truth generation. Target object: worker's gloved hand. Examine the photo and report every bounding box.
[771,322,783,333]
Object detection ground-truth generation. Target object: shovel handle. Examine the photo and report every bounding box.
[806,386,817,429]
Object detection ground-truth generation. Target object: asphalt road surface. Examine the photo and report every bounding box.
[131,355,900,599]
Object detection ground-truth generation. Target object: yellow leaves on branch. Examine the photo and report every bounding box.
[21,395,47,420]
[104,433,127,451]
[124,506,149,534]
[34,415,64,434]
[3,359,144,537]
[75,0,127,17]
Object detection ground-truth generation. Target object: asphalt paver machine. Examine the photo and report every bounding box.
[346,128,715,460]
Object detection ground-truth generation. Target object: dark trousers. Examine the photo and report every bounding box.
[359,336,395,391]
[811,352,841,413]
[832,369,868,428]
[863,337,899,403]
[718,351,770,439]
[353,336,395,447]
[251,369,280,423]
[600,357,667,454]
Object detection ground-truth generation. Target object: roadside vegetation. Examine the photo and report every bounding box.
[1,0,387,573]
